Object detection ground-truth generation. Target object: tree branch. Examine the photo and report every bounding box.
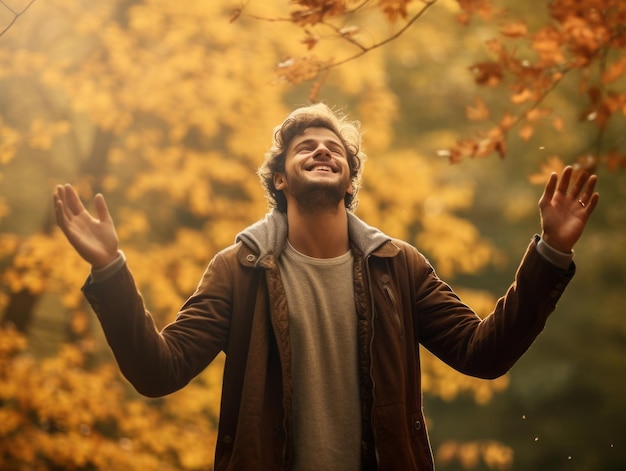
[0,0,37,38]
[321,0,439,70]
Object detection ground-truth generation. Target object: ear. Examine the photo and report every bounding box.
[274,173,286,190]
[346,181,354,195]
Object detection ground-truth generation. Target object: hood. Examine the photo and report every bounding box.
[235,210,391,266]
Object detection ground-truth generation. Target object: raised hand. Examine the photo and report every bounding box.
[539,166,600,253]
[53,184,119,269]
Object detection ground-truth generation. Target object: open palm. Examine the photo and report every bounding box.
[54,184,119,269]
[539,166,599,253]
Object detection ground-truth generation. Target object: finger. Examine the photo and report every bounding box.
[582,174,598,199]
[539,171,558,206]
[53,186,69,230]
[63,183,86,216]
[56,185,76,225]
[585,192,600,214]
[576,174,598,206]
[93,193,111,223]
[556,165,573,194]
[572,172,591,199]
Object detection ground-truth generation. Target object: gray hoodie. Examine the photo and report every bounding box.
[235,209,391,264]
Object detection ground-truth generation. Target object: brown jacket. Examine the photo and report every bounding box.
[83,211,573,470]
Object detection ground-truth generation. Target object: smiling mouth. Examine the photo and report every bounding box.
[307,165,335,173]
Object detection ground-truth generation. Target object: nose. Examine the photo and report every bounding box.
[313,142,332,159]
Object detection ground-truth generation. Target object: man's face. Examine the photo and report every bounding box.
[274,127,353,212]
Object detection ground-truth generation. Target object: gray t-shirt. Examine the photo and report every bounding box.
[278,242,361,471]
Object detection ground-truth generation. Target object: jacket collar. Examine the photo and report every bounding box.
[235,210,396,266]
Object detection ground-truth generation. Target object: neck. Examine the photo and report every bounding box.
[286,204,350,259]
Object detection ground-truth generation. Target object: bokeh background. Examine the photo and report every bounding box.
[1,0,625,469]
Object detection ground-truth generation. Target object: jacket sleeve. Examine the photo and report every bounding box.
[82,251,233,397]
[414,235,574,379]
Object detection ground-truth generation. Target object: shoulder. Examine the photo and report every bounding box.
[212,241,259,268]
[373,238,425,261]
[370,238,435,278]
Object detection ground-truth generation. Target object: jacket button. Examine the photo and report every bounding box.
[223,435,232,445]
[414,420,422,431]
[246,254,256,262]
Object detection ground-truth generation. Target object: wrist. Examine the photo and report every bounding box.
[92,250,122,270]
[540,232,572,254]
[90,251,126,283]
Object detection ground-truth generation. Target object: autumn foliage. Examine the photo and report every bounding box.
[0,325,223,470]
[453,0,626,173]
[257,0,626,173]
[0,0,624,469]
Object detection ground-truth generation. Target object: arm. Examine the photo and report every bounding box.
[417,166,599,378]
[82,255,231,397]
[54,184,230,396]
[416,238,570,379]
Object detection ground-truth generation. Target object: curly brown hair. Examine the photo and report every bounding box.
[257,103,366,213]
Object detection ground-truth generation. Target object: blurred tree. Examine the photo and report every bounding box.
[0,325,223,470]
[0,0,624,469]
[251,0,626,172]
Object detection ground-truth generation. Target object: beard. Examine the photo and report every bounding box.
[284,173,350,213]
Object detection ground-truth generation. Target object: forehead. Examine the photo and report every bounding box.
[289,126,344,148]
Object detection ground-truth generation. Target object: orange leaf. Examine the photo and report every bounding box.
[604,92,626,114]
[302,35,319,50]
[510,88,534,104]
[500,21,527,38]
[455,0,498,23]
[499,112,517,130]
[476,128,506,158]
[466,97,490,121]
[606,150,626,171]
[379,0,409,22]
[485,38,505,56]
[518,124,534,141]
[529,156,564,185]
[526,107,551,122]
[532,27,565,65]
[602,56,626,84]
[470,62,503,86]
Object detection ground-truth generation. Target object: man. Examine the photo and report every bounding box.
[54,103,599,470]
